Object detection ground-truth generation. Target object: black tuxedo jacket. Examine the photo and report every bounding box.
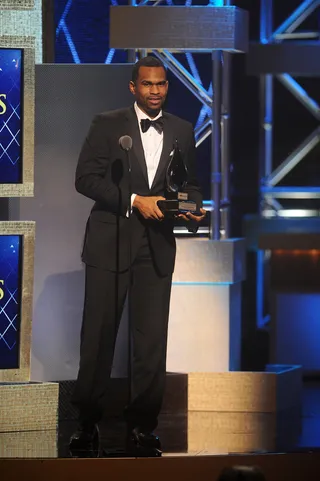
[75,106,202,276]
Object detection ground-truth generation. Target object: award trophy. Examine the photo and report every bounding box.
[157,140,200,216]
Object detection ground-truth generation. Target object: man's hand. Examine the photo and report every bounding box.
[133,195,165,220]
[177,208,206,223]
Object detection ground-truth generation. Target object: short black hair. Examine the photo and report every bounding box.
[131,56,166,83]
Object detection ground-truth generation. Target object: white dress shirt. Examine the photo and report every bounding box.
[134,102,163,188]
[128,103,164,212]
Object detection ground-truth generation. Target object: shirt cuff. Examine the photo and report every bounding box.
[126,193,137,218]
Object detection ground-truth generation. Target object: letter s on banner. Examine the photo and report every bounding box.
[0,94,7,115]
[0,280,5,300]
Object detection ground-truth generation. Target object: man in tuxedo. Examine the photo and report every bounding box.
[70,56,206,456]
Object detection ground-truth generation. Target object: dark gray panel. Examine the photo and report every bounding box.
[34,64,133,146]
[246,42,320,76]
[110,6,249,53]
[259,233,320,250]
[243,215,320,251]
[14,64,133,381]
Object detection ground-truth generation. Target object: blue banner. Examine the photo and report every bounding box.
[0,48,23,183]
[0,235,22,369]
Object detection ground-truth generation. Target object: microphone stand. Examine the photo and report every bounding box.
[119,137,134,455]
[125,147,133,412]
[104,137,133,458]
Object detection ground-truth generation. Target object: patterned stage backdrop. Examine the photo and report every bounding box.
[0,48,23,184]
[0,235,22,370]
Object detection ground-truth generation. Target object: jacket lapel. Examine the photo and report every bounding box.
[124,108,174,190]
[151,112,174,190]
[125,107,149,186]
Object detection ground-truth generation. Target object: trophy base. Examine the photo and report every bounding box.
[157,199,199,216]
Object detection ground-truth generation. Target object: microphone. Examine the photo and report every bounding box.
[119,135,133,152]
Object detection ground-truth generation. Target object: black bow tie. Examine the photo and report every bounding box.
[140,117,164,134]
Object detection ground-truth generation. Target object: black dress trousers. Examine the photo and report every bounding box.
[72,230,172,431]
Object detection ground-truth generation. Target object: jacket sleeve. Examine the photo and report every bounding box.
[75,114,129,216]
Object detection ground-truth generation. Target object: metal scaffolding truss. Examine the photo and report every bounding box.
[256,0,320,329]
[260,0,320,218]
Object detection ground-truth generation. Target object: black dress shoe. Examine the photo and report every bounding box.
[69,423,100,457]
[126,427,162,457]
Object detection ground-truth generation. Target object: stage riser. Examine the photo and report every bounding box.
[57,366,302,454]
[188,367,302,412]
[0,430,57,458]
[58,367,302,418]
[0,382,58,432]
[188,410,301,453]
[187,367,302,453]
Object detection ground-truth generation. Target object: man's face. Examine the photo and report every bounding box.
[129,66,168,118]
